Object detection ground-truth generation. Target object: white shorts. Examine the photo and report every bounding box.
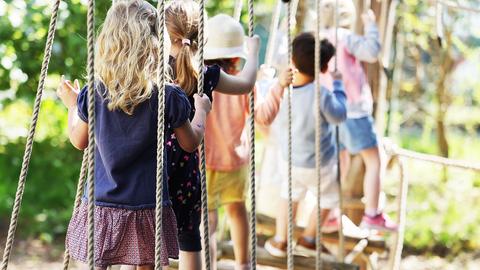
[280,159,339,209]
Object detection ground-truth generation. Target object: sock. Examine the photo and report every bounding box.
[302,236,315,244]
[365,208,379,218]
[274,235,285,243]
[235,263,251,270]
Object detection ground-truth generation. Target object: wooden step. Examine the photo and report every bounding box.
[257,214,387,254]
[217,241,359,270]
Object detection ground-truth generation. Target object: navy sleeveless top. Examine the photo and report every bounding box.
[77,82,191,209]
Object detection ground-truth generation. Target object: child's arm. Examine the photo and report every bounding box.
[214,35,260,95]
[173,94,211,153]
[321,71,347,124]
[344,10,381,63]
[254,67,294,126]
[56,77,88,150]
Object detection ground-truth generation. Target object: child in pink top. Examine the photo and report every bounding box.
[203,14,292,270]
[321,0,397,231]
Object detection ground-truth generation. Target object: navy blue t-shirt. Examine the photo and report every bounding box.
[77,82,191,209]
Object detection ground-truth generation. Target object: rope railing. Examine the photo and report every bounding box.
[384,142,480,172]
[438,0,480,14]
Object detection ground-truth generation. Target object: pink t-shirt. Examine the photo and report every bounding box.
[205,83,284,171]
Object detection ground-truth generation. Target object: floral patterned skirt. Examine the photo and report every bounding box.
[66,202,179,268]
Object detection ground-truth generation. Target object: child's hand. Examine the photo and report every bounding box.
[193,94,212,114]
[279,67,295,88]
[361,9,376,26]
[331,70,343,81]
[57,75,80,109]
[246,35,261,56]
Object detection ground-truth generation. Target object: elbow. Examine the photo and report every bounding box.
[70,138,88,150]
[331,109,348,124]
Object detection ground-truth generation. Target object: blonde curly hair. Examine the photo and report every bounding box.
[95,0,167,115]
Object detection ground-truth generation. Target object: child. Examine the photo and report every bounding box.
[56,1,211,269]
[320,0,397,231]
[165,2,260,270]
[203,14,291,270]
[264,33,347,257]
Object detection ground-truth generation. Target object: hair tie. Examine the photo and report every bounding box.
[182,39,191,46]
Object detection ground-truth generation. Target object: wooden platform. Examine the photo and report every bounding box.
[217,241,359,270]
[256,214,388,255]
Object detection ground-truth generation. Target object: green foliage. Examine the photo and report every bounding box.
[0,99,83,241]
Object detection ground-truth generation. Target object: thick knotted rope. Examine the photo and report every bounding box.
[85,0,96,268]
[334,0,346,262]
[197,0,212,269]
[0,1,61,269]
[154,1,166,269]
[63,151,89,270]
[314,1,323,269]
[285,1,294,269]
[247,0,257,268]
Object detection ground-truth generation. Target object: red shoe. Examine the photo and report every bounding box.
[360,213,398,232]
[295,237,333,258]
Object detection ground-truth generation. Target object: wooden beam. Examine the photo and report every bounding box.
[217,241,360,270]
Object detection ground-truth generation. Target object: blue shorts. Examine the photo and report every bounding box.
[339,116,378,154]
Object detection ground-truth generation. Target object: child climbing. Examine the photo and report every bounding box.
[203,14,289,270]
[320,0,397,231]
[264,33,347,257]
[56,1,211,269]
[165,2,260,270]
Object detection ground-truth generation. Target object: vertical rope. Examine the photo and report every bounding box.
[264,0,283,67]
[63,151,89,270]
[0,1,61,269]
[154,1,166,269]
[197,0,211,269]
[233,0,244,21]
[314,1,323,269]
[85,0,96,268]
[286,1,294,269]
[333,0,346,262]
[247,0,257,268]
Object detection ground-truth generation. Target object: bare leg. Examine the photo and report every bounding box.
[201,210,218,270]
[360,146,382,215]
[136,266,154,270]
[275,199,299,241]
[224,202,250,266]
[302,208,330,238]
[339,150,351,188]
[120,266,135,270]
[178,251,202,270]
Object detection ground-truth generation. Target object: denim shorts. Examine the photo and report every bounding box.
[339,116,378,154]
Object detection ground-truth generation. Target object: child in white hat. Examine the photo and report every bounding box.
[203,14,292,270]
[320,0,398,232]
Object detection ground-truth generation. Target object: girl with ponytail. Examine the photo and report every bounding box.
[165,1,260,269]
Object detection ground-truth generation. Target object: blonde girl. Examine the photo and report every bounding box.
[56,1,211,269]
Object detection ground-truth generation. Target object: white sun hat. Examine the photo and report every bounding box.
[205,14,247,60]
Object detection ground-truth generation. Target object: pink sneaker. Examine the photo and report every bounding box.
[360,213,398,232]
[322,217,339,234]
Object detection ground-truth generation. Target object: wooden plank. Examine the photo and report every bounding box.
[217,241,359,270]
[257,214,387,254]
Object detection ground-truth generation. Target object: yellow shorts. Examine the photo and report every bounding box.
[206,166,248,210]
